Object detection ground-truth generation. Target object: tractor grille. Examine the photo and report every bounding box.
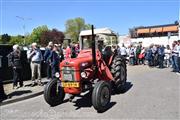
[61,67,75,81]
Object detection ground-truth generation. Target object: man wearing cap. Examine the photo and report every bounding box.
[44,41,53,79]
[27,43,43,86]
[9,44,23,89]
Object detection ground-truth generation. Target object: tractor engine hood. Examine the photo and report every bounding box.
[60,49,93,70]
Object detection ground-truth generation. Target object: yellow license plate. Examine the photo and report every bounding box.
[61,82,79,88]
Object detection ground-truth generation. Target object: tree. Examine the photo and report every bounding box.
[84,24,92,30]
[65,17,91,43]
[1,34,11,44]
[9,35,24,45]
[28,25,49,44]
[40,29,64,47]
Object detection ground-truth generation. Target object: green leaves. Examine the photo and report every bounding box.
[0,34,11,44]
[9,35,24,45]
[28,25,49,44]
[65,17,91,43]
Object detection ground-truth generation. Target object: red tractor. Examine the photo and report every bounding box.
[44,25,127,112]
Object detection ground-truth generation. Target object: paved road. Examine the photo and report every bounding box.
[1,65,180,120]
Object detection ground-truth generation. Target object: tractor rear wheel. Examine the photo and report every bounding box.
[111,56,127,92]
[44,79,65,106]
[92,81,111,112]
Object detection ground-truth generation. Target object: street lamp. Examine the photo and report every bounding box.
[16,16,32,45]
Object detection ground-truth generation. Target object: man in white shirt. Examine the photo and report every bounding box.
[119,44,127,58]
[172,41,179,72]
[27,43,43,86]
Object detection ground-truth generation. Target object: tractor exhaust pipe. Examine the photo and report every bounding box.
[91,25,97,70]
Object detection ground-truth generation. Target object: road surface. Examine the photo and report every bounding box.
[1,65,180,120]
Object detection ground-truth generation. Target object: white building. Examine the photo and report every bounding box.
[129,22,179,47]
[131,36,179,47]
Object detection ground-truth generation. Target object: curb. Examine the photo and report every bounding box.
[0,91,44,106]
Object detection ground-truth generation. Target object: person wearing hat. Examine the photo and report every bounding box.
[27,42,43,86]
[9,44,23,89]
[44,41,53,79]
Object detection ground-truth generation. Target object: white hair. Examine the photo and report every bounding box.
[32,42,37,47]
[13,44,19,50]
[48,41,53,46]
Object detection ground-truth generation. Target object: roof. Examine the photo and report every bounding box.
[80,28,117,36]
[137,25,178,34]
[136,23,178,29]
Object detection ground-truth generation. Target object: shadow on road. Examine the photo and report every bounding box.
[24,81,48,87]
[73,91,92,110]
[112,81,133,95]
[73,90,116,113]
[7,90,32,98]
[98,102,116,113]
[50,82,132,112]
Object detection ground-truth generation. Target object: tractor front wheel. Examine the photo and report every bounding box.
[44,79,65,106]
[92,81,111,112]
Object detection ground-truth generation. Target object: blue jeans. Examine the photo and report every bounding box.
[13,68,23,86]
[178,57,180,70]
[129,57,135,65]
[172,56,179,72]
[158,55,164,68]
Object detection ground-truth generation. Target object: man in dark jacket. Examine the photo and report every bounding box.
[145,46,153,67]
[158,45,165,68]
[9,44,23,89]
[48,44,64,79]
[44,42,53,79]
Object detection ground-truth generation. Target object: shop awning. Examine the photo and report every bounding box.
[150,27,163,33]
[162,26,178,32]
[137,28,150,34]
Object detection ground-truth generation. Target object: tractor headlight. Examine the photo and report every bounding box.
[81,72,87,78]
[55,72,60,78]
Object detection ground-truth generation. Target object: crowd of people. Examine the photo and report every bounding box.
[118,40,180,73]
[8,40,180,89]
[8,42,80,89]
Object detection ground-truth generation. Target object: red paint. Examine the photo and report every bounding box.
[60,49,114,94]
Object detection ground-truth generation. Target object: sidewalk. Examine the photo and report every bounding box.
[0,78,49,106]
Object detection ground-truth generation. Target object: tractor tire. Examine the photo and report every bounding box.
[44,79,65,106]
[92,81,111,113]
[111,56,127,92]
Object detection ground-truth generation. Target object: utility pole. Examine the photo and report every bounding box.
[16,16,32,45]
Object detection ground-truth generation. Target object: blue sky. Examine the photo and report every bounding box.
[0,0,179,36]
